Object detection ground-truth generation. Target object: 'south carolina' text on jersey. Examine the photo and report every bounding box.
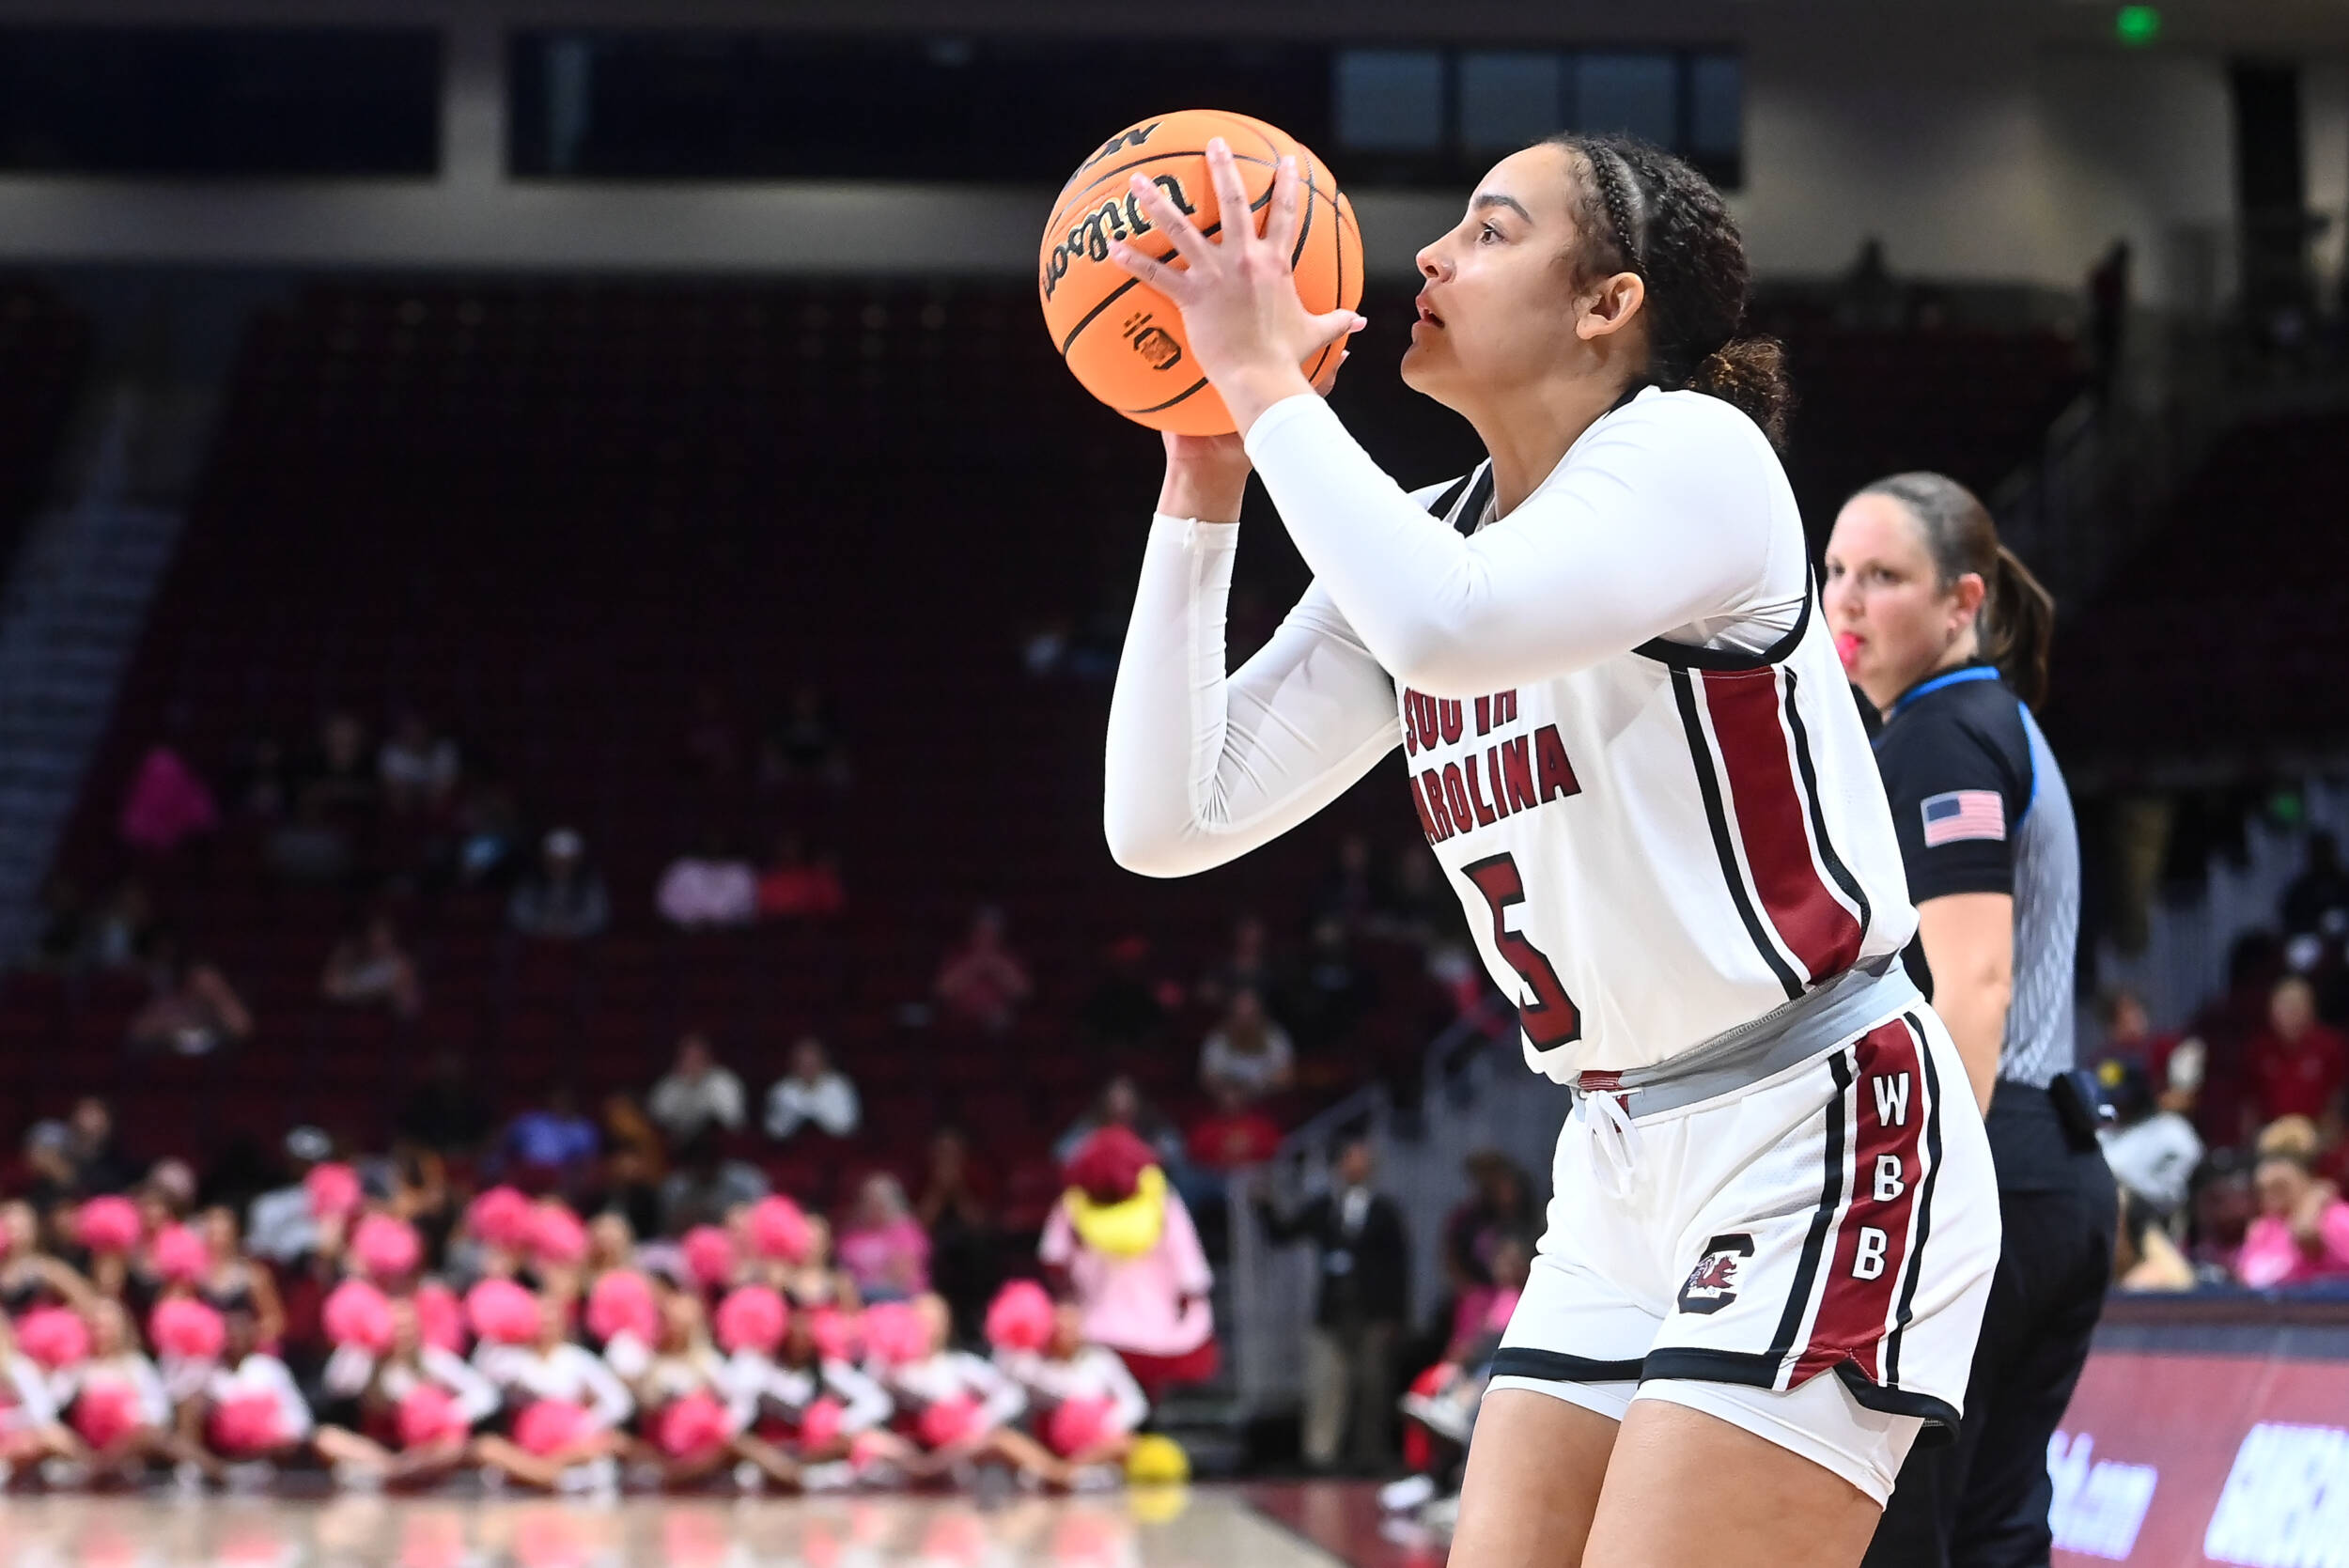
[1402,687,1582,845]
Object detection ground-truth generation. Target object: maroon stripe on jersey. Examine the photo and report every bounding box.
[1702,667,1863,986]
[1796,1017,1931,1385]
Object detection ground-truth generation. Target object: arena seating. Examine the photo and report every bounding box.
[3,277,2088,1213]
[0,276,89,567]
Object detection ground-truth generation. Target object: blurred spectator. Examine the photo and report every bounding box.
[126,933,253,1057]
[836,1174,931,1303]
[916,1128,999,1341]
[1187,1086,1284,1172]
[450,783,525,889]
[20,1123,78,1210]
[1056,1076,1185,1169]
[1840,237,1906,330]
[680,686,743,788]
[1444,1151,1538,1298]
[1078,935,1173,1053]
[498,1087,601,1191]
[2236,1117,2349,1287]
[319,914,424,1019]
[1196,914,1278,1013]
[1043,1126,1216,1404]
[2246,975,2347,1130]
[506,828,611,940]
[646,1033,747,1148]
[754,832,846,920]
[1312,834,1379,934]
[299,710,380,817]
[266,797,354,886]
[2097,987,2177,1074]
[398,1049,493,1156]
[1259,1138,1409,1471]
[2283,831,2349,939]
[763,1036,862,1142]
[246,1126,332,1263]
[659,1132,768,1233]
[64,1097,137,1197]
[761,682,853,789]
[1199,989,1296,1107]
[2113,1190,2196,1294]
[379,710,460,815]
[117,743,218,855]
[599,1094,669,1239]
[1288,919,1376,1051]
[1373,848,1463,949]
[655,831,758,930]
[933,906,1033,1033]
[2096,1058,2205,1219]
[86,879,154,970]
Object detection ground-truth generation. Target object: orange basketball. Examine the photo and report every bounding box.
[1038,110,1363,436]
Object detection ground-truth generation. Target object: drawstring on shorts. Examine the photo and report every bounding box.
[1578,1090,1643,1199]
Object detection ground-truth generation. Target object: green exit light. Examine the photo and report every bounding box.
[2116,6,2161,45]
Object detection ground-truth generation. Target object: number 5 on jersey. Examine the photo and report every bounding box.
[1461,852,1581,1049]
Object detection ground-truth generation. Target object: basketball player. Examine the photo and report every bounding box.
[1827,476,2113,1568]
[1104,135,1999,1567]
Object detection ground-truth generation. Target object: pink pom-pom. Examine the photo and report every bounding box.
[353,1214,423,1281]
[395,1384,469,1449]
[75,1196,143,1255]
[807,1307,859,1364]
[584,1270,660,1348]
[747,1196,813,1264]
[653,1391,733,1459]
[412,1281,465,1352]
[464,1279,541,1346]
[528,1202,589,1266]
[714,1286,787,1356]
[916,1394,981,1450]
[209,1391,286,1456]
[305,1162,363,1219]
[323,1280,396,1354]
[152,1224,210,1285]
[681,1226,737,1288]
[16,1307,90,1369]
[513,1399,594,1457]
[859,1302,931,1368]
[1046,1396,1120,1459]
[467,1187,534,1250]
[984,1281,1054,1353]
[149,1297,226,1362]
[799,1396,845,1452]
[70,1379,145,1448]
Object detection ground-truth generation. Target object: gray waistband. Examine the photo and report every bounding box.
[1574,958,1924,1119]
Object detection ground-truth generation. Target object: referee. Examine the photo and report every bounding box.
[1825,473,2116,1568]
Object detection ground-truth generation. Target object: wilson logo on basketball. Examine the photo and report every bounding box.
[1038,177,1197,303]
[1076,121,1160,174]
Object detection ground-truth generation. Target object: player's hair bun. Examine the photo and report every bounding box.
[1687,336,1794,450]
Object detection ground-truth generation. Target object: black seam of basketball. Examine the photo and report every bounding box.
[1055,184,1275,356]
[1123,376,1211,415]
[1046,149,1296,234]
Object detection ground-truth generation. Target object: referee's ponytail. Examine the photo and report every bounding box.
[1548,132,1796,449]
[1859,473,2056,708]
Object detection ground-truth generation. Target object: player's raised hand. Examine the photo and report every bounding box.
[1111,140,1364,433]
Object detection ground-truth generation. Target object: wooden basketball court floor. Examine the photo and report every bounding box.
[0,1484,1438,1568]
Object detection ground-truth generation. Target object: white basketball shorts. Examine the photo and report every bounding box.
[1486,1001,1999,1504]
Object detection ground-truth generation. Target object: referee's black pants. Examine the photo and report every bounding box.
[1863,1087,2118,1568]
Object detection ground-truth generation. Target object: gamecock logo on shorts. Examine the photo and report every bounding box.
[1677,1234,1756,1315]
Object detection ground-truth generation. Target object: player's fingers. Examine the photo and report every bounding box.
[1128,175,1218,272]
[1305,307,1369,349]
[1262,156,1302,259]
[1309,348,1349,397]
[1107,240,1191,299]
[1205,139,1260,254]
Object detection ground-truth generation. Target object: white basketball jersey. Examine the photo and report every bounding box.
[1402,464,1915,1083]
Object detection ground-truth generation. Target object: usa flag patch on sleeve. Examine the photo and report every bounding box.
[1921,790,2005,846]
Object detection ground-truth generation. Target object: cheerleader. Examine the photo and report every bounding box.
[988,1286,1148,1488]
[716,1286,894,1488]
[0,1312,80,1479]
[867,1295,1059,1486]
[471,1289,635,1492]
[314,1297,500,1487]
[625,1288,783,1490]
[181,1308,312,1483]
[1,1200,93,1316]
[50,1300,183,1483]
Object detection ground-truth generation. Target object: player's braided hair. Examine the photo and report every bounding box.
[1545,132,1794,449]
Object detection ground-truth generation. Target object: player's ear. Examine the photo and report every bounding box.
[1576,272,1645,342]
